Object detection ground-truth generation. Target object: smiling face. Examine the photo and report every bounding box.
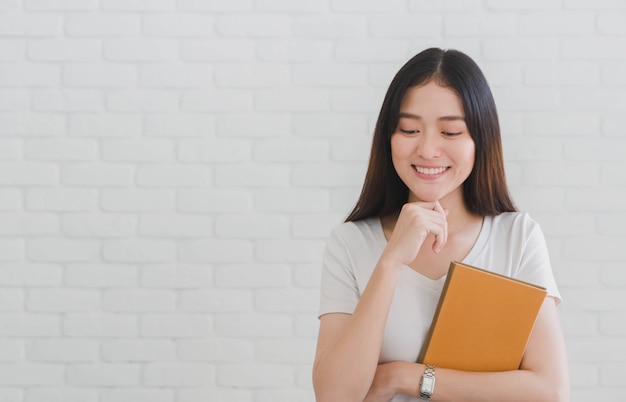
[391,81,476,206]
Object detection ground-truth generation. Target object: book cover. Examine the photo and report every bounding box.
[417,261,547,372]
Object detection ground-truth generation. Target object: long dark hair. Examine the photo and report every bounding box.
[346,48,516,222]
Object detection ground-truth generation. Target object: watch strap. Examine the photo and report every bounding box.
[419,364,436,400]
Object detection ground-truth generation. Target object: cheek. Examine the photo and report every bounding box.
[465,144,475,163]
[459,142,476,171]
[390,136,409,174]
[390,135,411,161]
[389,135,406,176]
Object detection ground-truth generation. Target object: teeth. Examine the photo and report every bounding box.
[414,166,447,175]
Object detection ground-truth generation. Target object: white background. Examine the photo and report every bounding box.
[0,0,625,401]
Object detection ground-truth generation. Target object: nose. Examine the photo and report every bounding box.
[417,131,441,160]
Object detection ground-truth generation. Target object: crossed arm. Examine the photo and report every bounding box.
[313,269,570,402]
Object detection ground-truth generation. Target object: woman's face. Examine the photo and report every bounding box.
[391,81,475,204]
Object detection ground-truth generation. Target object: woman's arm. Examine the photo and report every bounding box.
[313,258,404,402]
[313,202,449,402]
[370,297,570,402]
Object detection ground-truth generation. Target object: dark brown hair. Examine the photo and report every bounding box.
[346,48,516,222]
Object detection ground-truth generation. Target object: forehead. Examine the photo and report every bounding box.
[399,82,464,118]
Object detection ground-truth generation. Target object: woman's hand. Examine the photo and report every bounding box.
[382,201,448,267]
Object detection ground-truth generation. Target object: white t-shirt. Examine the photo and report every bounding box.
[319,212,561,402]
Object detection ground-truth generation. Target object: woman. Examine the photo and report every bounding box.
[312,48,570,402]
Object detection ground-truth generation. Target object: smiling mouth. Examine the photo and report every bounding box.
[413,165,449,175]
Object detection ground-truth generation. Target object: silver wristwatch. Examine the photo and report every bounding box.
[419,364,436,400]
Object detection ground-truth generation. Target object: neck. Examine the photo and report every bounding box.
[438,191,480,236]
[445,206,482,236]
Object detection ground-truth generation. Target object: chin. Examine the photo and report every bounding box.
[409,193,442,203]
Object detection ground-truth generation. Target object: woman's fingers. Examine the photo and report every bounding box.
[431,201,448,253]
[385,201,449,264]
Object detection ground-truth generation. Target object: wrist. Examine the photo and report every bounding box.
[376,253,405,273]
[388,362,423,396]
[419,364,436,400]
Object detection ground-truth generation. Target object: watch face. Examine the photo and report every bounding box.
[422,376,435,391]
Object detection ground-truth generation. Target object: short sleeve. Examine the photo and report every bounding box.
[318,226,360,317]
[515,219,562,304]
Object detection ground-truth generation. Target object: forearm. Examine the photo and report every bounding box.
[392,363,569,402]
[432,368,568,402]
[313,260,403,402]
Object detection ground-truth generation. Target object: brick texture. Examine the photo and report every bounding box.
[0,2,624,402]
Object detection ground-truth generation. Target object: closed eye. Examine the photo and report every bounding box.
[400,129,420,134]
[442,131,462,137]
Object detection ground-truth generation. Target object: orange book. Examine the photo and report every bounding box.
[417,261,547,372]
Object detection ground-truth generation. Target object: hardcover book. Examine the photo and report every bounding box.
[417,261,547,372]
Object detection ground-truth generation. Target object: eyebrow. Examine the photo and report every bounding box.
[398,112,466,122]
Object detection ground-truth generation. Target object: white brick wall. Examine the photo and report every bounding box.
[1,1,625,401]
